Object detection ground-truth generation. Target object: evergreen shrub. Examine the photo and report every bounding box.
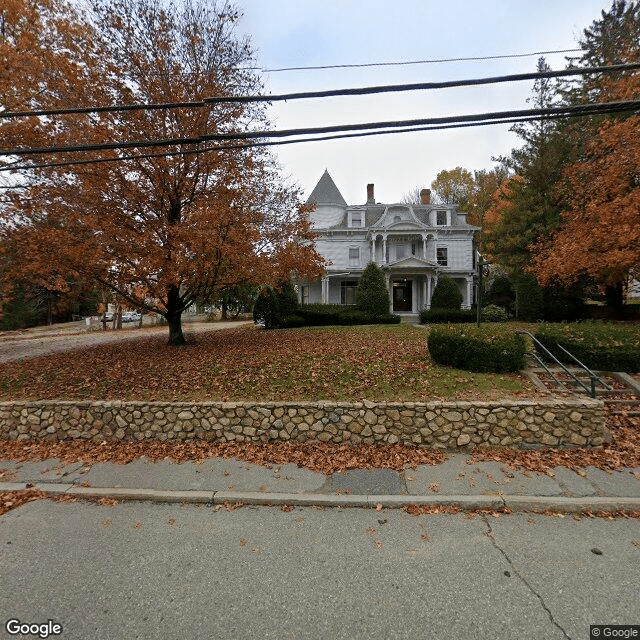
[430,276,463,310]
[356,263,390,316]
[253,282,299,329]
[533,323,640,373]
[428,324,526,373]
[481,304,510,322]
[419,308,476,324]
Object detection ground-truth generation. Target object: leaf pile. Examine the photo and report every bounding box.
[0,439,446,474]
[0,325,535,402]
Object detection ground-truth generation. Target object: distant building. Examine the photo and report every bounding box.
[299,170,479,315]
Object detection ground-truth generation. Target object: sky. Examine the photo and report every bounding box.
[235,0,613,205]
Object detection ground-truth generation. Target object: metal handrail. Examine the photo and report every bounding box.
[516,330,605,398]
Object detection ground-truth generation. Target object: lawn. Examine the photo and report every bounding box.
[0,324,538,402]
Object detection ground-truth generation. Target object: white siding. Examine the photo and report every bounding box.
[435,238,473,271]
[315,237,369,270]
[309,204,346,229]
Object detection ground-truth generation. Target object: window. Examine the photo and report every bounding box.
[348,247,360,266]
[436,247,448,266]
[396,244,407,260]
[436,210,447,226]
[393,215,402,223]
[341,280,358,305]
[411,243,416,256]
[351,212,362,227]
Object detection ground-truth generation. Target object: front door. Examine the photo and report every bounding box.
[392,279,412,312]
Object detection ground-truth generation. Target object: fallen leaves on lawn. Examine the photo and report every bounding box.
[0,325,534,402]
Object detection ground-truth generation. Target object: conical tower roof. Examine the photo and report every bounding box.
[306,170,347,206]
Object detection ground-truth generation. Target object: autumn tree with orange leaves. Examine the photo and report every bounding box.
[0,0,324,344]
[532,1,640,307]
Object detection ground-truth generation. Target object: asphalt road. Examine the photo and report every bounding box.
[1,500,638,640]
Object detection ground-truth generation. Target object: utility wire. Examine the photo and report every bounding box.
[0,103,637,173]
[142,49,587,76]
[0,115,581,175]
[251,49,586,72]
[2,63,639,119]
[2,100,639,157]
[206,63,640,104]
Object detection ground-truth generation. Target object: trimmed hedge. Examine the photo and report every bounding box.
[420,308,476,324]
[281,304,401,328]
[428,324,527,373]
[533,323,640,373]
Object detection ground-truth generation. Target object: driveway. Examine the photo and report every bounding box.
[0,319,251,363]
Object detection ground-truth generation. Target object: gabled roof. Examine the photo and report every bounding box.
[306,170,347,206]
[384,256,439,269]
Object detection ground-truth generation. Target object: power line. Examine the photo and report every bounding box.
[142,49,587,76]
[0,114,577,174]
[250,49,587,73]
[205,63,640,104]
[3,63,639,120]
[1,100,638,158]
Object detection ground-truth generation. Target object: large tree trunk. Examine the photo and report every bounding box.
[166,285,186,346]
[605,282,624,310]
[167,313,185,346]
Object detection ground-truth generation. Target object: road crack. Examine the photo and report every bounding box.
[481,514,572,640]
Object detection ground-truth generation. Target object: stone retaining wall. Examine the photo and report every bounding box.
[0,399,608,450]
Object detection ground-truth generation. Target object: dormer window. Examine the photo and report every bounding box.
[394,215,402,223]
[350,212,362,227]
[436,210,448,226]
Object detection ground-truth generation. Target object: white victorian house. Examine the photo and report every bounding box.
[299,170,479,316]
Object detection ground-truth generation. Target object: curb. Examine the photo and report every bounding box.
[2,482,640,513]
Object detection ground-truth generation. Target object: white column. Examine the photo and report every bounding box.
[423,278,427,310]
[466,276,473,310]
[412,279,418,313]
[321,276,329,304]
[385,274,392,313]
[371,237,376,263]
[382,235,387,264]
[427,276,432,309]
[422,235,427,260]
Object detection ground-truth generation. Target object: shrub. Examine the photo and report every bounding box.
[487,275,515,310]
[428,324,526,373]
[280,314,306,328]
[514,273,544,321]
[533,323,640,373]
[481,304,510,322]
[542,286,588,322]
[371,313,401,325]
[356,262,390,316]
[420,308,476,324]
[296,304,401,327]
[253,281,299,330]
[430,276,462,310]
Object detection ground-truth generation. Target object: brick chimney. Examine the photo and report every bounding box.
[366,183,375,204]
[420,188,431,205]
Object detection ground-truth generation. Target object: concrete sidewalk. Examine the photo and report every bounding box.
[1,454,639,512]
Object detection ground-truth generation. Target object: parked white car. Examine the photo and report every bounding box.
[122,311,142,323]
